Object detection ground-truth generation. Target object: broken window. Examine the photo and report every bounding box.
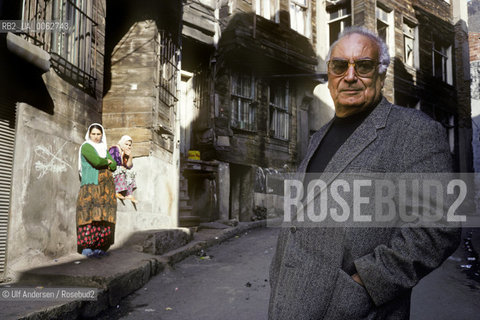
[290,0,310,37]
[327,1,351,46]
[403,19,418,68]
[231,73,256,131]
[269,82,289,140]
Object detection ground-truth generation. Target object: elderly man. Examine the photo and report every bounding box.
[268,27,460,319]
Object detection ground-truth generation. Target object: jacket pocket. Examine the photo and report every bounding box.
[322,269,375,320]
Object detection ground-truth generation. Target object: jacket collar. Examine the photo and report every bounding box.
[300,97,392,185]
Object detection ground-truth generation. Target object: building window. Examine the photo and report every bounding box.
[255,0,279,22]
[327,1,351,46]
[231,73,256,131]
[22,0,98,95]
[432,39,453,85]
[269,82,290,140]
[290,0,310,37]
[159,30,180,108]
[376,6,394,56]
[51,0,94,74]
[403,19,418,68]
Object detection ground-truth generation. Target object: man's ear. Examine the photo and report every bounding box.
[379,73,386,88]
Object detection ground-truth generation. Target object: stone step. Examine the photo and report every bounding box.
[179,189,189,199]
[179,198,190,206]
[180,204,193,210]
[179,216,210,227]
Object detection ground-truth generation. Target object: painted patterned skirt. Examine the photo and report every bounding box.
[76,169,117,253]
[112,166,137,196]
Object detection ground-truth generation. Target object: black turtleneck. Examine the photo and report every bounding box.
[307,106,375,173]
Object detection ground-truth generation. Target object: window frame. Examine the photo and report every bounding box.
[230,72,257,131]
[268,81,290,140]
[289,0,311,37]
[327,1,352,46]
[21,0,98,95]
[432,39,453,85]
[402,18,419,69]
[375,5,395,57]
[255,0,279,23]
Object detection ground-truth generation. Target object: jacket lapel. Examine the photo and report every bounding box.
[301,98,392,209]
[320,97,391,186]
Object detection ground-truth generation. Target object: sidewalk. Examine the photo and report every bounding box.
[0,220,272,320]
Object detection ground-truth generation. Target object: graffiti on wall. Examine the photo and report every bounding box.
[34,142,72,179]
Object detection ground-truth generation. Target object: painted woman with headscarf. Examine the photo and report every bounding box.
[77,123,117,257]
[108,135,138,203]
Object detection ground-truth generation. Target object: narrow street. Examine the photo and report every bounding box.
[95,227,480,320]
[411,228,480,320]
[96,227,279,320]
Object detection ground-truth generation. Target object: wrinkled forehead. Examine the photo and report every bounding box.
[331,34,380,60]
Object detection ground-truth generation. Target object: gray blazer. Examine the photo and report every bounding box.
[268,98,461,320]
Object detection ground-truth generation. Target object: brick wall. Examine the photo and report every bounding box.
[470,32,480,61]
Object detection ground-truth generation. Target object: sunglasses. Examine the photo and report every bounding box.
[327,59,379,77]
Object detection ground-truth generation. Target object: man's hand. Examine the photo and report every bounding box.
[352,273,364,287]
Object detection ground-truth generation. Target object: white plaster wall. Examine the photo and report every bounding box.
[310,84,335,132]
[113,155,178,247]
[315,0,330,71]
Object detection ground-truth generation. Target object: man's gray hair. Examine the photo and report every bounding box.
[326,27,391,75]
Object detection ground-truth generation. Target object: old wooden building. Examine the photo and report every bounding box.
[0,0,183,281]
[102,0,182,234]
[0,0,473,281]
[180,0,320,224]
[313,0,472,172]
[179,0,473,225]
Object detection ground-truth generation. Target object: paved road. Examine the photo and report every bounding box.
[97,227,480,320]
[411,228,480,320]
[96,227,279,320]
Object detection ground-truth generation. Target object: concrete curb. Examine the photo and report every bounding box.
[14,219,272,320]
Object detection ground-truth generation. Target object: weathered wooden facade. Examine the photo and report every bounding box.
[314,0,472,171]
[179,0,319,224]
[102,0,182,235]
